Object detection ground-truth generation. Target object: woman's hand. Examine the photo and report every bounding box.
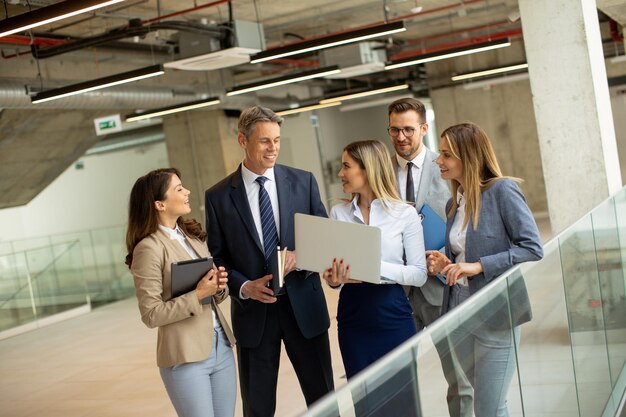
[195,267,228,300]
[426,250,451,275]
[440,262,482,286]
[321,258,361,286]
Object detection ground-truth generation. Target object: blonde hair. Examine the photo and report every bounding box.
[441,122,520,229]
[342,140,402,210]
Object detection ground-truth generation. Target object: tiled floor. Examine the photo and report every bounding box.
[0,287,345,417]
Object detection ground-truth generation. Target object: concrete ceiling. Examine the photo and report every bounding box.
[0,0,623,209]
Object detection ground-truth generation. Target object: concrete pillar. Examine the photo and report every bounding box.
[519,0,621,234]
[162,110,241,221]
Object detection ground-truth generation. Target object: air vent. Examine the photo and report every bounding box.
[165,20,264,71]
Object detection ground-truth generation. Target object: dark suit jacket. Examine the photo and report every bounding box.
[442,179,544,329]
[205,163,330,348]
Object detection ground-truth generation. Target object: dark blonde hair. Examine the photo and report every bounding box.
[441,122,520,229]
[125,168,206,267]
[343,140,402,209]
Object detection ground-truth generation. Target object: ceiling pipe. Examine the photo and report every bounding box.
[609,19,624,43]
[31,20,228,59]
[142,0,232,25]
[261,0,485,52]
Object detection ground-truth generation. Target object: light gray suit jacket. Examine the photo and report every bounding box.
[442,179,544,329]
[393,147,451,307]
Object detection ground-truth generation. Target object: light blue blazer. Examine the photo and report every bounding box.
[442,179,543,329]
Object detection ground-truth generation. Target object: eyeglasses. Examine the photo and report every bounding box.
[387,124,423,138]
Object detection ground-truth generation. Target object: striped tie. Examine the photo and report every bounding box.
[256,176,279,264]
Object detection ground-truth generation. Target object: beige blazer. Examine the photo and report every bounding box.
[131,228,235,368]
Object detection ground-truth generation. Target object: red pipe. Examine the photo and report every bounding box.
[389,29,523,61]
[261,0,485,51]
[405,20,513,46]
[609,19,624,43]
[0,35,66,47]
[142,0,232,25]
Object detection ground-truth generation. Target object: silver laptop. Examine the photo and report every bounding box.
[294,213,382,284]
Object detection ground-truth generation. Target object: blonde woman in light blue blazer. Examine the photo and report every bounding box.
[427,122,543,417]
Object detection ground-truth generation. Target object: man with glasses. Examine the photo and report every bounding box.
[387,97,472,417]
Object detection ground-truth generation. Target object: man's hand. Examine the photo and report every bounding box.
[284,250,297,276]
[241,274,277,303]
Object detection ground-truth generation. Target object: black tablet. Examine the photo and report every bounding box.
[171,257,214,305]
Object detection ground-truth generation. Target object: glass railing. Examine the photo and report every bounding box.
[305,186,626,417]
[0,224,133,334]
[0,240,89,332]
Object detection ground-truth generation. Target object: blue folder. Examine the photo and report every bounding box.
[419,203,446,251]
[419,203,447,285]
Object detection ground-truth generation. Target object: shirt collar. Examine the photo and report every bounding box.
[456,189,465,206]
[395,146,426,170]
[241,163,275,187]
[158,224,184,240]
[350,196,381,222]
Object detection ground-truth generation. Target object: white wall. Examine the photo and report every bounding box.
[0,141,168,242]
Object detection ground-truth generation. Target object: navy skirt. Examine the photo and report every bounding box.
[337,282,417,379]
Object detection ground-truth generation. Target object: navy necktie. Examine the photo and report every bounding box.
[406,162,416,203]
[256,176,279,264]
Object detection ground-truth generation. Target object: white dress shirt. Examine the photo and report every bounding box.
[239,164,281,299]
[158,224,220,326]
[330,197,427,286]
[240,164,281,245]
[448,190,469,286]
[395,147,426,202]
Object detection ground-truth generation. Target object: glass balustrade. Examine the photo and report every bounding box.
[304,187,626,417]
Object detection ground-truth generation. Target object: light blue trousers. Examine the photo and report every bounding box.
[160,326,236,417]
[450,285,521,417]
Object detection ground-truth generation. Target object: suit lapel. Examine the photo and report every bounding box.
[155,228,191,261]
[416,148,435,211]
[229,165,264,254]
[275,165,293,249]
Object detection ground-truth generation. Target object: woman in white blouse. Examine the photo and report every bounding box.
[320,140,427,379]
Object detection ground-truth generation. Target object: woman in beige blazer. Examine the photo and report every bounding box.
[125,168,236,417]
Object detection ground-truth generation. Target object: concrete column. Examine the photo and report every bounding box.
[162,110,241,221]
[519,0,621,234]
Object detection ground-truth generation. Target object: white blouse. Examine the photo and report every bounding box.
[448,191,469,286]
[330,197,427,287]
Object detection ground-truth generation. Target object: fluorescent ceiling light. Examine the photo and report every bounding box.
[125,97,221,122]
[226,66,341,96]
[0,0,125,38]
[319,84,409,104]
[385,39,511,70]
[339,94,415,112]
[276,101,342,116]
[250,21,406,64]
[32,64,164,104]
[451,63,528,81]
[462,72,529,90]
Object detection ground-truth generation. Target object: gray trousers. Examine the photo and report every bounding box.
[160,326,236,417]
[408,287,474,417]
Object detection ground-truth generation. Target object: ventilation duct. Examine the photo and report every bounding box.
[320,41,387,79]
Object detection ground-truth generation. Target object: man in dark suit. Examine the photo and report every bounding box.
[387,98,472,417]
[205,106,334,417]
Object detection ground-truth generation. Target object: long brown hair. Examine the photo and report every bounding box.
[125,168,206,267]
[441,122,520,229]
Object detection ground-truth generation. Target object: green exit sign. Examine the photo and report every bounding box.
[99,120,117,130]
[94,114,123,136]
